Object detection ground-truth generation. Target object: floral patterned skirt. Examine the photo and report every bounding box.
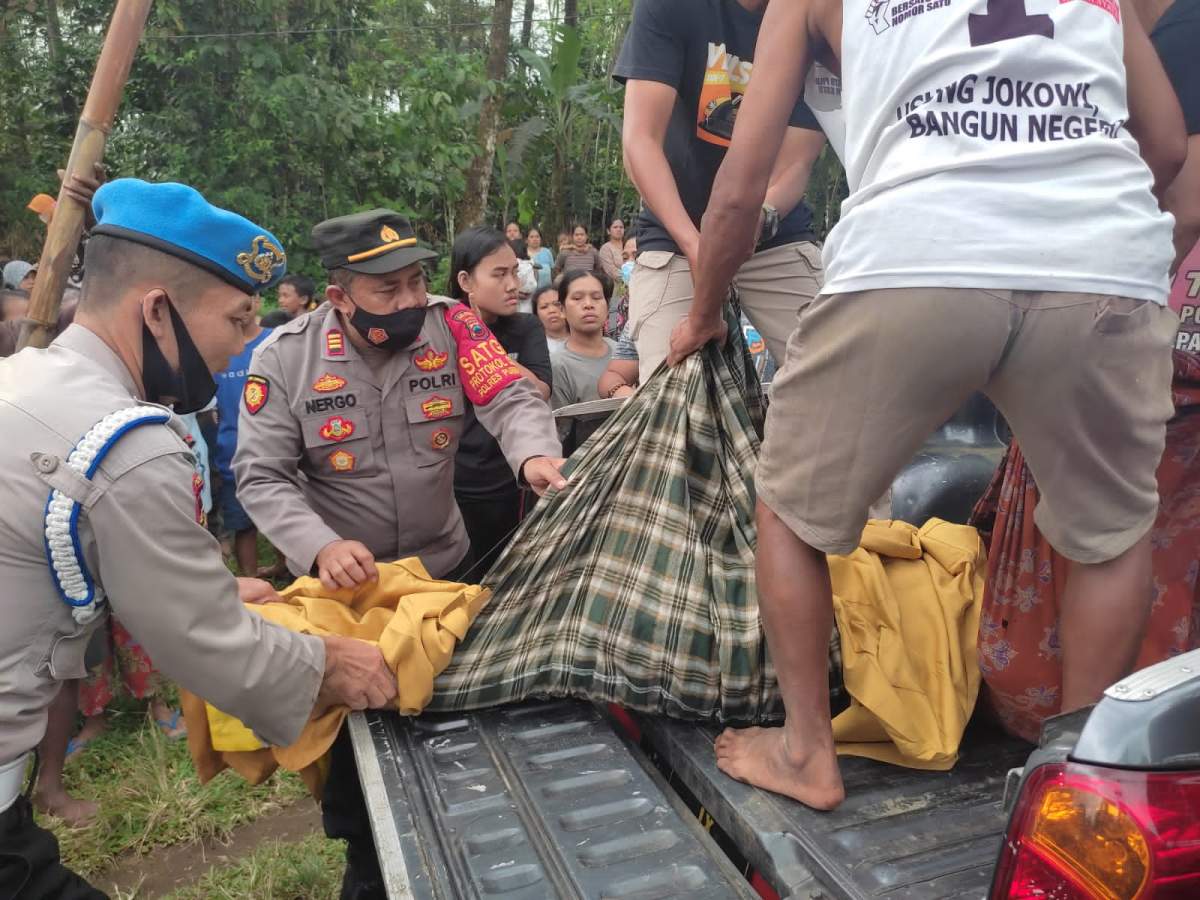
[78,617,165,718]
[971,351,1200,741]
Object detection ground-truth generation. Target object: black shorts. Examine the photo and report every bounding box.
[0,797,107,899]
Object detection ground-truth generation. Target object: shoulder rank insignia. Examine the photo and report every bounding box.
[431,428,451,450]
[413,348,449,372]
[243,375,269,415]
[326,330,345,357]
[319,415,355,442]
[329,449,356,472]
[312,373,347,393]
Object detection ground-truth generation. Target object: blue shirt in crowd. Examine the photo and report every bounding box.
[214,328,273,481]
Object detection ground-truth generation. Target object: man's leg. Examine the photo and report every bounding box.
[732,241,824,369]
[1060,533,1154,711]
[323,726,384,900]
[1,798,107,899]
[32,683,96,827]
[715,501,844,808]
[986,294,1178,714]
[234,528,259,578]
[628,251,695,384]
[722,288,1011,806]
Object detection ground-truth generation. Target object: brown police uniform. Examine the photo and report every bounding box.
[234,298,562,580]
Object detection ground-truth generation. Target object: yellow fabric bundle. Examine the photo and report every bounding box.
[181,558,490,792]
[830,519,986,771]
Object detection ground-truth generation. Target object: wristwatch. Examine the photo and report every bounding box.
[759,203,779,247]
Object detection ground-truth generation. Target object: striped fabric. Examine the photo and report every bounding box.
[430,311,843,723]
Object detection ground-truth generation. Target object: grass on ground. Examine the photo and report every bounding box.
[158,832,343,900]
[45,695,310,879]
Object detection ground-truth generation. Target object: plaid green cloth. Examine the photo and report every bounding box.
[430,311,842,723]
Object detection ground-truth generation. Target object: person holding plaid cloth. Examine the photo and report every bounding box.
[673,0,1183,810]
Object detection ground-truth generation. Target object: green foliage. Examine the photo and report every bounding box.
[0,0,845,290]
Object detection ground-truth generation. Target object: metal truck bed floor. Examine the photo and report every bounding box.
[637,718,1032,900]
[350,703,758,899]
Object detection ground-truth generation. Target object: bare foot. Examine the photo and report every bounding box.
[714,726,845,810]
[33,787,98,827]
[150,698,188,739]
[75,714,108,744]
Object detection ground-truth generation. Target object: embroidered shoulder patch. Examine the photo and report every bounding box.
[243,375,269,415]
[443,304,521,406]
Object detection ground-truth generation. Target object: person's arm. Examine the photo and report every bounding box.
[623,80,702,266]
[668,0,815,364]
[93,454,395,746]
[553,250,567,278]
[598,359,640,398]
[1124,2,1188,202]
[765,127,826,221]
[232,347,342,573]
[1166,139,1200,271]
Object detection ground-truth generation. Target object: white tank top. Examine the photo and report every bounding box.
[822,0,1175,302]
[805,63,846,162]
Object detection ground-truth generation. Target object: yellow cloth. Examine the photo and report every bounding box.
[181,558,490,794]
[830,519,986,771]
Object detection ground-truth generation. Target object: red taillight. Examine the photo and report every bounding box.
[992,762,1200,899]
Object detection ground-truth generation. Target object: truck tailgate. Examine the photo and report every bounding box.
[350,702,760,899]
[637,718,1031,900]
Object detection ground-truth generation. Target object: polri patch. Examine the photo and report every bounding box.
[431,428,451,450]
[319,415,355,442]
[329,449,356,472]
[326,330,345,357]
[366,327,388,346]
[421,395,453,420]
[243,375,269,415]
[450,307,490,341]
[312,372,347,393]
[414,348,449,372]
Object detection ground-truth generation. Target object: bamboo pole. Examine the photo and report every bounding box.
[18,0,153,351]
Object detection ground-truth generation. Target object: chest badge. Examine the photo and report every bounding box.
[243,375,269,415]
[329,449,356,472]
[414,348,449,371]
[366,327,389,346]
[312,373,347,393]
[431,428,451,450]
[326,330,345,357]
[421,395,454,420]
[319,416,356,442]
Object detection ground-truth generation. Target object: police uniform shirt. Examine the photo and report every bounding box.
[233,297,562,579]
[0,325,324,766]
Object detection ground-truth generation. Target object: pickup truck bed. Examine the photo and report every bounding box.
[352,704,1031,899]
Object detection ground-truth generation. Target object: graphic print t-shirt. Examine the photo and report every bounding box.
[613,0,821,253]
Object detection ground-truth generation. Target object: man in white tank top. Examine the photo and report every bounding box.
[669,0,1185,809]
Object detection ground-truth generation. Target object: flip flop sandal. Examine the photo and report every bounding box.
[155,709,188,739]
[64,735,94,763]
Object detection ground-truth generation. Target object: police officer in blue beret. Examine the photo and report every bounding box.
[0,180,398,899]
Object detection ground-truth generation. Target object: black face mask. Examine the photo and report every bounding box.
[141,297,217,415]
[348,301,426,352]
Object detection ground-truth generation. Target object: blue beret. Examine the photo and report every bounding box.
[91,179,287,293]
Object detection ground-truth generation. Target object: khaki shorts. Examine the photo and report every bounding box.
[757,288,1179,564]
[628,241,824,384]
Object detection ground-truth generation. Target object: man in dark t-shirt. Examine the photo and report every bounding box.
[614,0,829,382]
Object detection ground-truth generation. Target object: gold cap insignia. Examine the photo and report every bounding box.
[380,225,400,243]
[236,235,287,284]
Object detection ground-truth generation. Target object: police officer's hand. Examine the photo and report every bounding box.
[237,577,284,605]
[315,540,378,592]
[522,457,568,496]
[316,635,396,712]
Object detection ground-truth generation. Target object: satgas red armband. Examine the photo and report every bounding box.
[444,305,522,406]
